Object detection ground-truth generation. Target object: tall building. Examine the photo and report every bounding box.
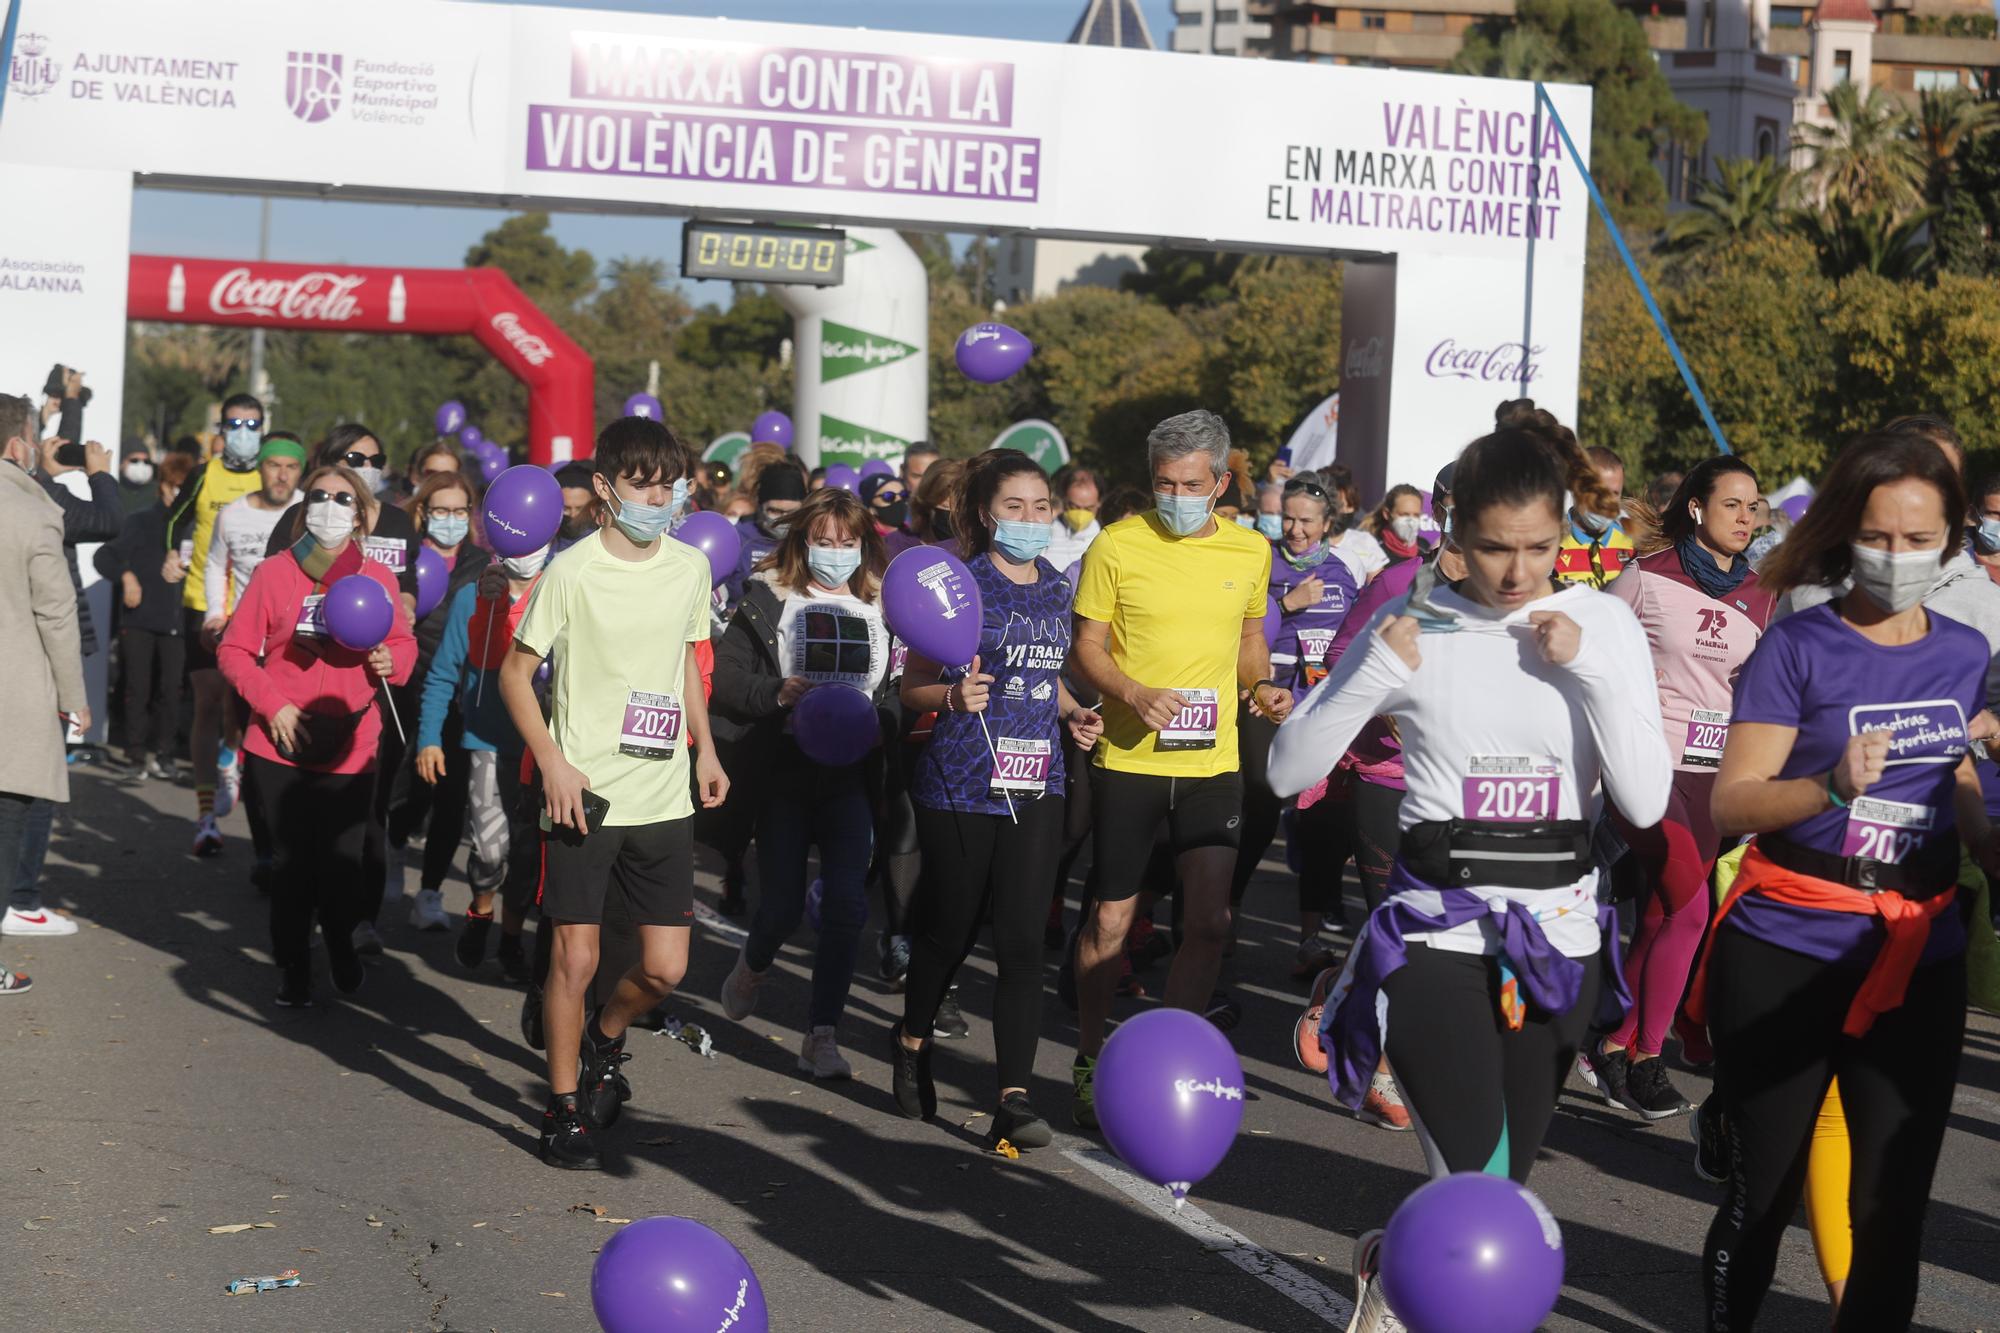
[1170,0,1279,55]
[1658,0,1801,200]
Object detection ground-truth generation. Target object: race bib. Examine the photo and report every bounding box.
[361,536,407,573]
[1462,755,1562,823]
[1682,709,1730,768]
[1841,796,1934,864]
[1157,688,1220,751]
[294,593,327,641]
[618,690,683,760]
[990,737,1052,797]
[1297,627,1336,666]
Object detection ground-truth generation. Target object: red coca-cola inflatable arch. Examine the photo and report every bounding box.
[128,255,594,465]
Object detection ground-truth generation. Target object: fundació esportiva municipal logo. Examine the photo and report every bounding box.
[8,32,59,99]
[286,51,343,123]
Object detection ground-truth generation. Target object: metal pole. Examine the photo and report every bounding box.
[1521,91,1541,400]
[248,196,271,402]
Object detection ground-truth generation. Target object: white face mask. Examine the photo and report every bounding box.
[351,464,387,498]
[305,500,354,548]
[1389,514,1423,544]
[502,546,549,580]
[1848,543,1939,614]
[123,460,155,486]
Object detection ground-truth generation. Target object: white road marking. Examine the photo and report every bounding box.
[1062,1146,1355,1327]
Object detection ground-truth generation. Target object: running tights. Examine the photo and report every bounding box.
[1229,708,1281,907]
[904,798,1063,1091]
[1611,769,1719,1055]
[1296,777,1401,915]
[248,754,371,972]
[1382,942,1597,1183]
[1701,928,1965,1332]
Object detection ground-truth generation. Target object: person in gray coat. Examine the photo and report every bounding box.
[0,393,88,948]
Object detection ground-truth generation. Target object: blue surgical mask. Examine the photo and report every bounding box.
[1155,488,1216,538]
[1976,517,2000,555]
[807,544,863,588]
[610,478,688,543]
[223,425,261,468]
[1256,512,1284,542]
[427,513,469,548]
[991,517,1050,564]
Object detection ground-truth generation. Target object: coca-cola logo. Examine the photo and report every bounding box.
[1425,339,1544,384]
[490,311,554,366]
[209,267,365,322]
[1344,336,1385,380]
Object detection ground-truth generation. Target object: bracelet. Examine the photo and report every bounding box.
[1825,774,1848,810]
[944,681,957,713]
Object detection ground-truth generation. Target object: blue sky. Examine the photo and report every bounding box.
[131,0,1177,307]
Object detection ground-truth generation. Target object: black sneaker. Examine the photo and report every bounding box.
[275,965,312,1008]
[878,933,911,987]
[539,1095,602,1170]
[325,929,365,996]
[718,866,746,917]
[520,983,546,1050]
[1623,1056,1695,1120]
[497,933,530,984]
[889,1023,934,1120]
[1592,1039,1633,1112]
[455,912,493,970]
[580,1016,632,1129]
[989,1091,1052,1151]
[1692,1098,1730,1184]
[933,986,970,1040]
[1204,990,1242,1033]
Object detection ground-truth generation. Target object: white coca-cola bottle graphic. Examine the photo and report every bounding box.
[388,275,406,326]
[167,263,186,314]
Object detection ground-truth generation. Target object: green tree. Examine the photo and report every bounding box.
[1120,248,1248,311]
[1451,0,1705,229]
[1661,156,1794,258]
[1209,256,1342,458]
[1913,86,1997,205]
[1795,82,1923,214]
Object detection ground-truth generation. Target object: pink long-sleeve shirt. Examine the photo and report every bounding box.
[217,546,416,775]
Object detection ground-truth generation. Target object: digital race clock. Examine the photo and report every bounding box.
[681,222,847,286]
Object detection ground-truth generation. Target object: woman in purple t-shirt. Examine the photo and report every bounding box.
[892,450,1104,1151]
[1701,432,1999,1332]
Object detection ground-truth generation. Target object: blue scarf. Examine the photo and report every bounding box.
[1677,536,1748,600]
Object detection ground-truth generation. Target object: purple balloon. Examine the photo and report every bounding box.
[1262,594,1282,647]
[751,410,793,448]
[859,459,895,481]
[323,574,395,652]
[1779,494,1810,522]
[823,463,860,494]
[805,877,823,931]
[459,424,485,449]
[1380,1174,1564,1333]
[413,546,449,620]
[592,1216,767,1333]
[483,465,564,557]
[882,547,984,667]
[791,684,879,767]
[479,452,507,484]
[624,392,664,421]
[674,509,742,585]
[954,322,1035,383]
[434,400,466,436]
[1096,1008,1245,1207]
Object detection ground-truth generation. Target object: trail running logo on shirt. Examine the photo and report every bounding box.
[1848,699,1969,766]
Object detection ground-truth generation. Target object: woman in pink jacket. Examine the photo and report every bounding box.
[1592,455,1774,1117]
[219,464,416,1007]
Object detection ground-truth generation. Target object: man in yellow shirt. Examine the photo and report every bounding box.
[502,416,728,1171]
[1068,409,1290,1129]
[1554,444,1635,589]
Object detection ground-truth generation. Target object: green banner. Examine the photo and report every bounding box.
[845,236,876,257]
[818,414,912,467]
[819,319,919,383]
[702,431,752,470]
[988,419,1070,473]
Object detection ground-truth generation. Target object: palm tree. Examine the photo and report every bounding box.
[1663,156,1794,255]
[1795,198,1939,280]
[1914,86,2000,204]
[1795,82,1925,214]
[1448,25,1565,82]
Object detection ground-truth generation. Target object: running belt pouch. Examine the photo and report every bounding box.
[1401,819,1591,890]
[1759,832,1956,897]
[275,705,368,767]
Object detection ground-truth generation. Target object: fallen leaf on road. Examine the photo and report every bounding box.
[1249,1129,1272,1136]
[540,1291,566,1298]
[472,1222,487,1229]
[100,1141,118,1147]
[597,1217,633,1225]
[965,1111,987,1119]
[569,1204,608,1218]
[207,1223,277,1235]
[991,1140,1020,1159]
[23,1221,45,1231]
[271,1195,289,1200]
[365,1216,383,1228]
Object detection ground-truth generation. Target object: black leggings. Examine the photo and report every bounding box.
[1230,708,1281,906]
[1296,778,1401,917]
[905,797,1063,1091]
[248,754,372,971]
[872,741,923,938]
[118,627,183,759]
[1383,941,1599,1182]
[1701,927,1965,1332]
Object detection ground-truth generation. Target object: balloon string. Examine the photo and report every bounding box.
[966,663,1018,826]
[380,680,406,745]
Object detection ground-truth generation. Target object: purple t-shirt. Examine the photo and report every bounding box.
[1728,602,1985,964]
[1267,542,1360,695]
[911,556,1072,817]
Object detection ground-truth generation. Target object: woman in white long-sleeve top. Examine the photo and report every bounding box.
[1269,401,1672,1332]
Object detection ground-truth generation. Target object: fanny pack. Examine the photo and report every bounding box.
[1399,818,1592,891]
[1757,832,1957,899]
[275,704,370,768]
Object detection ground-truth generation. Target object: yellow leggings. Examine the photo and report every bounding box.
[1805,1080,1851,1289]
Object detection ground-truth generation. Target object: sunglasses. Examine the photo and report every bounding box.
[307,489,357,509]
[222,416,262,431]
[1283,478,1330,501]
[340,450,384,469]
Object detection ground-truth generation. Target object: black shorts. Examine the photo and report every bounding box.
[184,605,218,673]
[540,817,695,927]
[1088,766,1244,903]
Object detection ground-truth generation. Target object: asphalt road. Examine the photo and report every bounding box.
[4,766,1996,1332]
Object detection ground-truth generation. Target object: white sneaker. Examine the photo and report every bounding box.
[798,1025,852,1080]
[1346,1229,1408,1333]
[720,947,765,1022]
[351,921,385,956]
[409,888,450,931]
[213,744,240,819]
[2,906,79,937]
[190,815,223,859]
